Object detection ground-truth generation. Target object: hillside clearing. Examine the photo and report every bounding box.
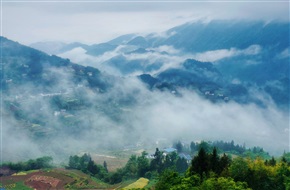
[122,178,149,190]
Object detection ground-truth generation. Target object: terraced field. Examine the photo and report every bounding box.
[123,178,149,189]
[0,169,109,190]
[0,168,151,190]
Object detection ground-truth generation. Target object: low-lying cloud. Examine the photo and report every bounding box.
[193,45,262,62]
[3,42,287,163]
[58,44,264,78]
[2,70,288,163]
[58,45,187,76]
[126,86,289,156]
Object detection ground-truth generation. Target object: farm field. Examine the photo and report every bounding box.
[90,149,150,172]
[0,168,152,190]
[123,178,149,190]
[0,169,110,190]
[91,154,128,173]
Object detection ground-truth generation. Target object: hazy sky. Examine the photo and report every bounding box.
[2,1,289,45]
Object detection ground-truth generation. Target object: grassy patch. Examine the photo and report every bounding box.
[0,181,32,190]
[122,178,149,190]
[12,171,27,176]
[144,179,158,190]
[50,169,110,189]
[111,179,136,189]
[12,170,39,176]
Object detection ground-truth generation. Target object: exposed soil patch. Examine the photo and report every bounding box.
[91,154,128,172]
[26,175,60,189]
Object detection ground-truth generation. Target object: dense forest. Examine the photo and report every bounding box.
[155,148,290,190]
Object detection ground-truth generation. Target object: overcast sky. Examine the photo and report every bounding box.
[2,1,289,45]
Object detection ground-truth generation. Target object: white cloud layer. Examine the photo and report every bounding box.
[3,2,289,45]
[193,45,262,62]
[2,65,288,163]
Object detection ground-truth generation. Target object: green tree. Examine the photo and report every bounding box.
[171,175,201,190]
[150,148,164,173]
[87,159,99,175]
[200,177,251,190]
[79,153,91,172]
[219,153,231,175]
[269,157,276,166]
[124,155,138,178]
[108,168,124,184]
[164,151,178,170]
[26,159,37,170]
[155,170,182,190]
[199,141,211,153]
[248,158,276,190]
[137,151,150,177]
[229,157,249,182]
[190,147,209,180]
[176,157,188,173]
[174,141,183,153]
[103,161,108,173]
[209,147,220,174]
[190,141,197,154]
[274,162,290,190]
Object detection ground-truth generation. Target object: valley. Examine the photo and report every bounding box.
[0,3,289,188]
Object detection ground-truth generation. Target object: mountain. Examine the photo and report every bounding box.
[148,20,289,53]
[28,20,289,109]
[1,36,120,147]
[86,43,118,56]
[127,36,149,48]
[2,37,108,93]
[107,20,289,108]
[30,41,89,55]
[30,41,67,55]
[103,54,163,75]
[107,33,136,45]
[1,17,289,161]
[29,34,137,56]
[138,59,253,104]
[157,59,222,89]
[3,36,155,161]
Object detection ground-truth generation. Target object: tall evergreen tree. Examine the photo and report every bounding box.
[174,141,183,153]
[137,151,150,177]
[219,153,230,175]
[269,156,276,166]
[103,161,108,173]
[209,147,220,174]
[190,141,197,154]
[87,159,99,175]
[150,148,164,173]
[190,147,209,179]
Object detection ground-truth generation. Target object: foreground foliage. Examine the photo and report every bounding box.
[1,143,290,190]
[155,148,290,190]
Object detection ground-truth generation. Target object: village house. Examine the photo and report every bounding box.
[163,147,177,156]
[178,153,192,163]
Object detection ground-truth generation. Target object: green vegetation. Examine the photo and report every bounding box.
[67,153,109,181]
[155,147,290,190]
[122,177,149,189]
[1,141,289,190]
[144,179,158,189]
[0,181,33,190]
[180,140,270,160]
[1,156,53,172]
